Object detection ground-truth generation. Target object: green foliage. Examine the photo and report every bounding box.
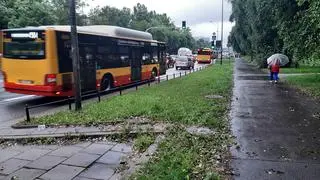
[131,126,230,179]
[0,0,88,29]
[285,74,320,98]
[8,0,56,28]
[133,134,155,153]
[228,0,320,66]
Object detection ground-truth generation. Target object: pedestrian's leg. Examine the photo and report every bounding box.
[275,72,279,81]
[269,72,274,82]
[274,72,279,83]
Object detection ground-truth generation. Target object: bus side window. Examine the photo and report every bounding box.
[151,46,158,64]
[119,46,129,67]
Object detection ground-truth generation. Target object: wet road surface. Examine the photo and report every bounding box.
[230,59,320,179]
[0,63,209,127]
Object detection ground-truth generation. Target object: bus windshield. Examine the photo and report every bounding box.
[198,50,211,55]
[4,41,45,59]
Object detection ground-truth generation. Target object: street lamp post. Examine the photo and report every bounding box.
[220,0,224,65]
[69,0,82,110]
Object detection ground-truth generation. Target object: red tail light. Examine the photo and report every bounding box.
[45,74,57,86]
[2,71,7,83]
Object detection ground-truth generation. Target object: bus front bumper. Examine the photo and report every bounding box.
[4,82,72,96]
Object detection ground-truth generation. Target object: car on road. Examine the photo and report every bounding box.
[166,55,175,68]
[175,55,194,70]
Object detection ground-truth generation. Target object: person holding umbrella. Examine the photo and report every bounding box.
[267,53,290,83]
[268,59,280,83]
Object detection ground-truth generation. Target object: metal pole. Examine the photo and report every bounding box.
[185,71,187,76]
[68,96,72,110]
[120,88,122,96]
[173,74,175,79]
[158,76,160,83]
[220,0,224,65]
[180,72,181,77]
[69,0,82,110]
[136,84,138,90]
[25,104,30,122]
[97,90,101,102]
[166,75,168,81]
[148,79,150,86]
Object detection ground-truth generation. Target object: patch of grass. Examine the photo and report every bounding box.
[133,134,155,153]
[30,63,233,128]
[131,126,230,180]
[285,74,320,98]
[262,66,320,74]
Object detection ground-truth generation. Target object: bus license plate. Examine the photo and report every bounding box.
[19,80,33,84]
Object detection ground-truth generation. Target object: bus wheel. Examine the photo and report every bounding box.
[101,75,113,91]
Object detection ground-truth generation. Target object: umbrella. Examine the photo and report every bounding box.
[267,53,289,66]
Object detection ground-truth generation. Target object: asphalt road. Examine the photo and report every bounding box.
[0,62,209,127]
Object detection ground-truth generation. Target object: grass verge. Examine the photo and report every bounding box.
[285,74,320,98]
[131,125,231,180]
[261,66,320,74]
[279,66,320,74]
[29,63,234,179]
[30,64,233,128]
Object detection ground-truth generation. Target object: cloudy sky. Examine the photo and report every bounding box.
[87,0,234,46]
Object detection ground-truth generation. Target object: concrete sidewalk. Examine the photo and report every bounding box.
[230,59,320,179]
[0,141,132,180]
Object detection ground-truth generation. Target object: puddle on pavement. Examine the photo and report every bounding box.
[237,76,269,80]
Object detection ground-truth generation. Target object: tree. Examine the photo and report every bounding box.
[229,0,320,66]
[88,6,131,27]
[50,0,88,25]
[8,0,56,28]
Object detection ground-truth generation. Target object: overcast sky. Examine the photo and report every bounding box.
[87,0,234,45]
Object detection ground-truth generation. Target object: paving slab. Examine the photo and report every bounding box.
[80,143,114,155]
[15,148,51,161]
[31,128,57,135]
[111,143,132,154]
[24,155,66,170]
[0,158,30,175]
[62,153,100,168]
[0,149,21,163]
[39,164,84,180]
[3,168,46,180]
[72,177,95,180]
[96,151,126,165]
[48,146,83,157]
[77,163,115,180]
[73,141,92,148]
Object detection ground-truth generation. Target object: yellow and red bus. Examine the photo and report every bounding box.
[197,48,212,63]
[1,25,165,96]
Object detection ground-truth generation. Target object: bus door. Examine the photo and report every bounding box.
[130,47,142,82]
[79,44,97,92]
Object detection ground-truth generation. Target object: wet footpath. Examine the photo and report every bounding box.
[230,59,320,180]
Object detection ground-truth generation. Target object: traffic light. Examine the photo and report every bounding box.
[211,41,215,47]
[182,21,186,29]
[216,40,222,48]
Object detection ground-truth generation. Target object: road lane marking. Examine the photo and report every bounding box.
[0,95,36,103]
